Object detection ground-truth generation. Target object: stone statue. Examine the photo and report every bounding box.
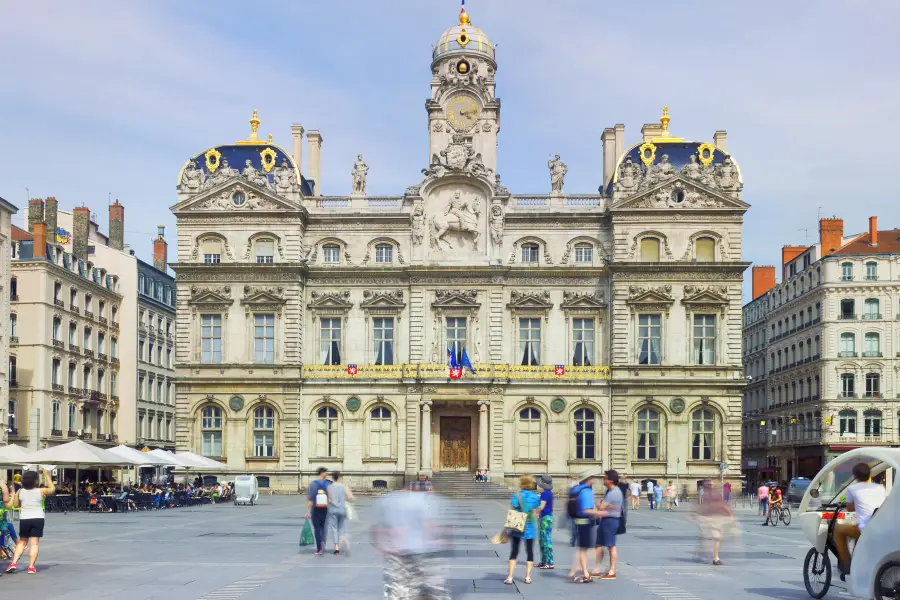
[680,154,703,181]
[351,153,369,194]
[465,152,489,178]
[431,191,481,251]
[716,157,740,190]
[411,204,426,246]
[180,160,205,192]
[494,173,509,195]
[217,157,239,179]
[548,153,568,194]
[656,154,676,178]
[422,154,447,181]
[489,204,504,246]
[617,156,641,190]
[274,159,296,194]
[242,159,269,188]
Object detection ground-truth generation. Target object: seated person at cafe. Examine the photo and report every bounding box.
[835,462,886,575]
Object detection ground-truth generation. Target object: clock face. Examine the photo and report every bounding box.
[446,96,480,131]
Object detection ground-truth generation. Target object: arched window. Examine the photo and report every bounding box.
[574,243,593,264]
[254,238,275,264]
[839,333,856,356]
[521,243,540,263]
[864,410,882,437]
[695,237,715,262]
[573,408,596,460]
[369,406,392,458]
[863,298,880,320]
[253,406,275,457]
[841,262,853,281]
[838,410,857,435]
[201,406,223,457]
[375,243,393,264]
[640,237,660,262]
[864,332,881,356]
[865,261,878,281]
[840,373,855,398]
[691,408,715,460]
[322,244,341,264]
[316,406,339,457]
[517,407,542,459]
[51,400,61,432]
[636,408,659,460]
[201,237,223,264]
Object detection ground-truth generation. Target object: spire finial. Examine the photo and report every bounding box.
[249,109,260,140]
[660,106,670,133]
[459,0,470,25]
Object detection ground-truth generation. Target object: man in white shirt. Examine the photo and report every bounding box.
[835,462,886,575]
[629,481,642,510]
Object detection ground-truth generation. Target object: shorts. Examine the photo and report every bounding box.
[19,518,45,539]
[596,517,619,548]
[575,521,595,549]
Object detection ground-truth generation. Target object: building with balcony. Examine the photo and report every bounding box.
[742,215,900,482]
[172,6,749,492]
[0,197,18,447]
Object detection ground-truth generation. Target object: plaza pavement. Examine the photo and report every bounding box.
[0,494,837,600]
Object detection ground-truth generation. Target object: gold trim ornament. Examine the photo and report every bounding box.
[260,147,277,173]
[205,148,222,173]
[457,28,470,47]
[639,142,657,166]
[697,143,716,167]
[456,58,470,74]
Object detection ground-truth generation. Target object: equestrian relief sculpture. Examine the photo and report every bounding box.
[431,191,481,251]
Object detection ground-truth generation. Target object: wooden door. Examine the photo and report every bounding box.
[440,416,471,471]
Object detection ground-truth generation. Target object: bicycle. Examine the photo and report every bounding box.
[768,504,792,526]
[803,501,844,598]
[0,515,17,560]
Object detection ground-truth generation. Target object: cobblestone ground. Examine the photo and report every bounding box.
[0,495,829,600]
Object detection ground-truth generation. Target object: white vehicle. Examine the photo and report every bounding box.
[233,475,259,506]
[797,448,899,600]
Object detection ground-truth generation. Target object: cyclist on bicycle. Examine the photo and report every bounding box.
[762,486,783,526]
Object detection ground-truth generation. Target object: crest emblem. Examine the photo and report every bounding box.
[444,143,469,170]
[554,365,565,376]
[347,364,358,376]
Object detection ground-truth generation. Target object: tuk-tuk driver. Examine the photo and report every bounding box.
[835,462,886,576]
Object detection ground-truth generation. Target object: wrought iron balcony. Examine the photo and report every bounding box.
[54,299,64,308]
[862,351,882,357]
[52,339,64,348]
[70,304,80,313]
[52,383,64,392]
[99,316,107,325]
[51,429,62,437]
[838,313,856,320]
[98,352,107,361]
[838,351,858,358]
[85,310,94,319]
[69,343,80,353]
[10,336,18,344]
[84,349,94,357]
[301,363,613,381]
[862,313,882,320]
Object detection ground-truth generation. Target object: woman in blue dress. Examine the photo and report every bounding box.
[505,474,541,585]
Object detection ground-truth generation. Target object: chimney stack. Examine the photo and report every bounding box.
[601,127,616,191]
[73,206,90,261]
[869,216,878,246]
[28,199,44,235]
[819,217,844,256]
[44,197,58,245]
[153,225,168,272]
[781,245,806,266]
[751,266,777,300]
[32,222,47,259]
[291,124,305,178]
[307,130,323,196]
[109,199,125,251]
[713,130,727,151]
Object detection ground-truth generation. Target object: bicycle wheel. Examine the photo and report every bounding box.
[769,507,780,527]
[781,506,792,526]
[875,561,900,600]
[1,534,15,560]
[804,548,832,598]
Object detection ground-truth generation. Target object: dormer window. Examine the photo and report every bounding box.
[255,238,275,264]
[640,238,660,262]
[574,244,592,264]
[521,243,539,263]
[323,244,340,264]
[695,237,715,262]
[375,243,393,264]
[202,238,223,264]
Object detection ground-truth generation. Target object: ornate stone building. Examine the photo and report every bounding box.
[172,6,748,492]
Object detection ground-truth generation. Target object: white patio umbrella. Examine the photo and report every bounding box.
[23,440,142,510]
[175,451,227,471]
[108,445,173,467]
[0,444,36,469]
[147,449,191,467]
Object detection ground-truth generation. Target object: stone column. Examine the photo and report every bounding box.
[420,400,433,475]
[478,400,490,470]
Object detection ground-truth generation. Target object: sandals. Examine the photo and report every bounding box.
[574,576,594,583]
[538,564,554,569]
[525,577,532,584]
[503,578,514,585]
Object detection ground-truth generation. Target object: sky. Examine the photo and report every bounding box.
[1,0,898,299]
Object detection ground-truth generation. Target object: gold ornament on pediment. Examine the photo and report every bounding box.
[639,142,656,167]
[260,147,277,173]
[205,148,222,173]
[697,143,716,167]
[457,29,470,47]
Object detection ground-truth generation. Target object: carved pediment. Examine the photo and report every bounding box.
[360,290,406,311]
[308,290,353,311]
[241,285,287,306]
[432,289,480,310]
[507,290,553,311]
[171,181,299,214]
[188,285,233,310]
[626,285,674,315]
[561,291,607,310]
[682,285,729,313]
[612,178,749,212]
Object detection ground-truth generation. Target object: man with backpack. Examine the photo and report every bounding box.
[305,467,331,555]
[567,469,601,583]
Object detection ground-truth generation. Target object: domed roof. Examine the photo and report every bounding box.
[433,5,495,62]
[177,111,313,196]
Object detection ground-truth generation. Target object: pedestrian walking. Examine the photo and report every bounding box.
[568,469,601,583]
[536,475,555,570]
[372,482,449,600]
[723,481,732,504]
[654,482,663,510]
[505,475,541,585]
[5,468,55,574]
[588,470,623,580]
[646,480,656,509]
[629,479,641,510]
[695,483,735,566]
[757,482,770,517]
[567,475,579,546]
[665,481,677,511]
[409,472,433,492]
[327,471,354,555]
[304,467,331,555]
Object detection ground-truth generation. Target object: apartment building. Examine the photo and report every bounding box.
[0,197,18,446]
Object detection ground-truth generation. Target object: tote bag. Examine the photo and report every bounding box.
[504,493,528,533]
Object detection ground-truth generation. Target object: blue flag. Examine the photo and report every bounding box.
[447,347,458,369]
[461,349,476,374]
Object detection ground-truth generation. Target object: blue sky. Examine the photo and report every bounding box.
[1,1,897,298]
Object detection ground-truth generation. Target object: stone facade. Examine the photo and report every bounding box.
[0,197,18,446]
[172,8,748,492]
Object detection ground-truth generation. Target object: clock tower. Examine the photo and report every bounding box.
[428,3,499,173]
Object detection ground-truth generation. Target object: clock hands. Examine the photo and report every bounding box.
[459,108,477,118]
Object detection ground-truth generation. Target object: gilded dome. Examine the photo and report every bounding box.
[433,6,495,62]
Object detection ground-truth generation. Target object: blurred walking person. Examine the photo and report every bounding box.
[646,480,656,510]
[304,467,331,555]
[5,469,56,574]
[327,471,353,555]
[536,475,555,570]
[665,481,677,511]
[372,479,448,600]
[629,479,641,510]
[695,482,735,566]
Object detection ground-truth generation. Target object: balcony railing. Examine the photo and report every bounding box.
[68,385,81,394]
[840,392,857,398]
[8,427,17,435]
[52,339,64,348]
[862,351,882,357]
[69,343,79,353]
[51,429,62,437]
[99,316,107,325]
[9,380,17,388]
[862,313,882,320]
[70,304,80,314]
[838,313,856,320]
[84,349,94,357]
[54,299,64,308]
[52,383,64,392]
[301,363,613,381]
[90,391,101,400]
[67,430,76,438]
[863,392,881,398]
[10,336,18,344]
[11,294,18,301]
[111,357,119,364]
[98,352,107,361]
[841,276,854,281]
[838,351,858,358]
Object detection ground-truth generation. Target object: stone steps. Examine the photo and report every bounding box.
[430,473,512,499]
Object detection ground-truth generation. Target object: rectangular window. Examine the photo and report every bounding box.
[138,341,145,361]
[255,239,275,264]
[111,337,118,359]
[200,315,223,364]
[841,263,853,281]
[319,318,342,365]
[138,376,145,400]
[203,253,221,264]
[166,349,172,368]
[83,328,91,350]
[69,323,76,345]
[638,314,662,365]
[8,400,15,433]
[323,245,340,264]
[446,317,467,365]
[866,373,881,397]
[373,317,394,366]
[375,245,393,264]
[254,433,275,457]
[640,238,660,262]
[68,362,76,386]
[156,380,163,403]
[202,431,222,457]
[840,413,856,435]
[866,262,877,280]
[693,315,716,365]
[148,343,154,364]
[10,314,18,338]
[574,245,593,263]
[254,313,276,364]
[864,299,880,319]
[841,373,855,397]
[518,317,541,366]
[572,318,595,366]
[521,244,540,263]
